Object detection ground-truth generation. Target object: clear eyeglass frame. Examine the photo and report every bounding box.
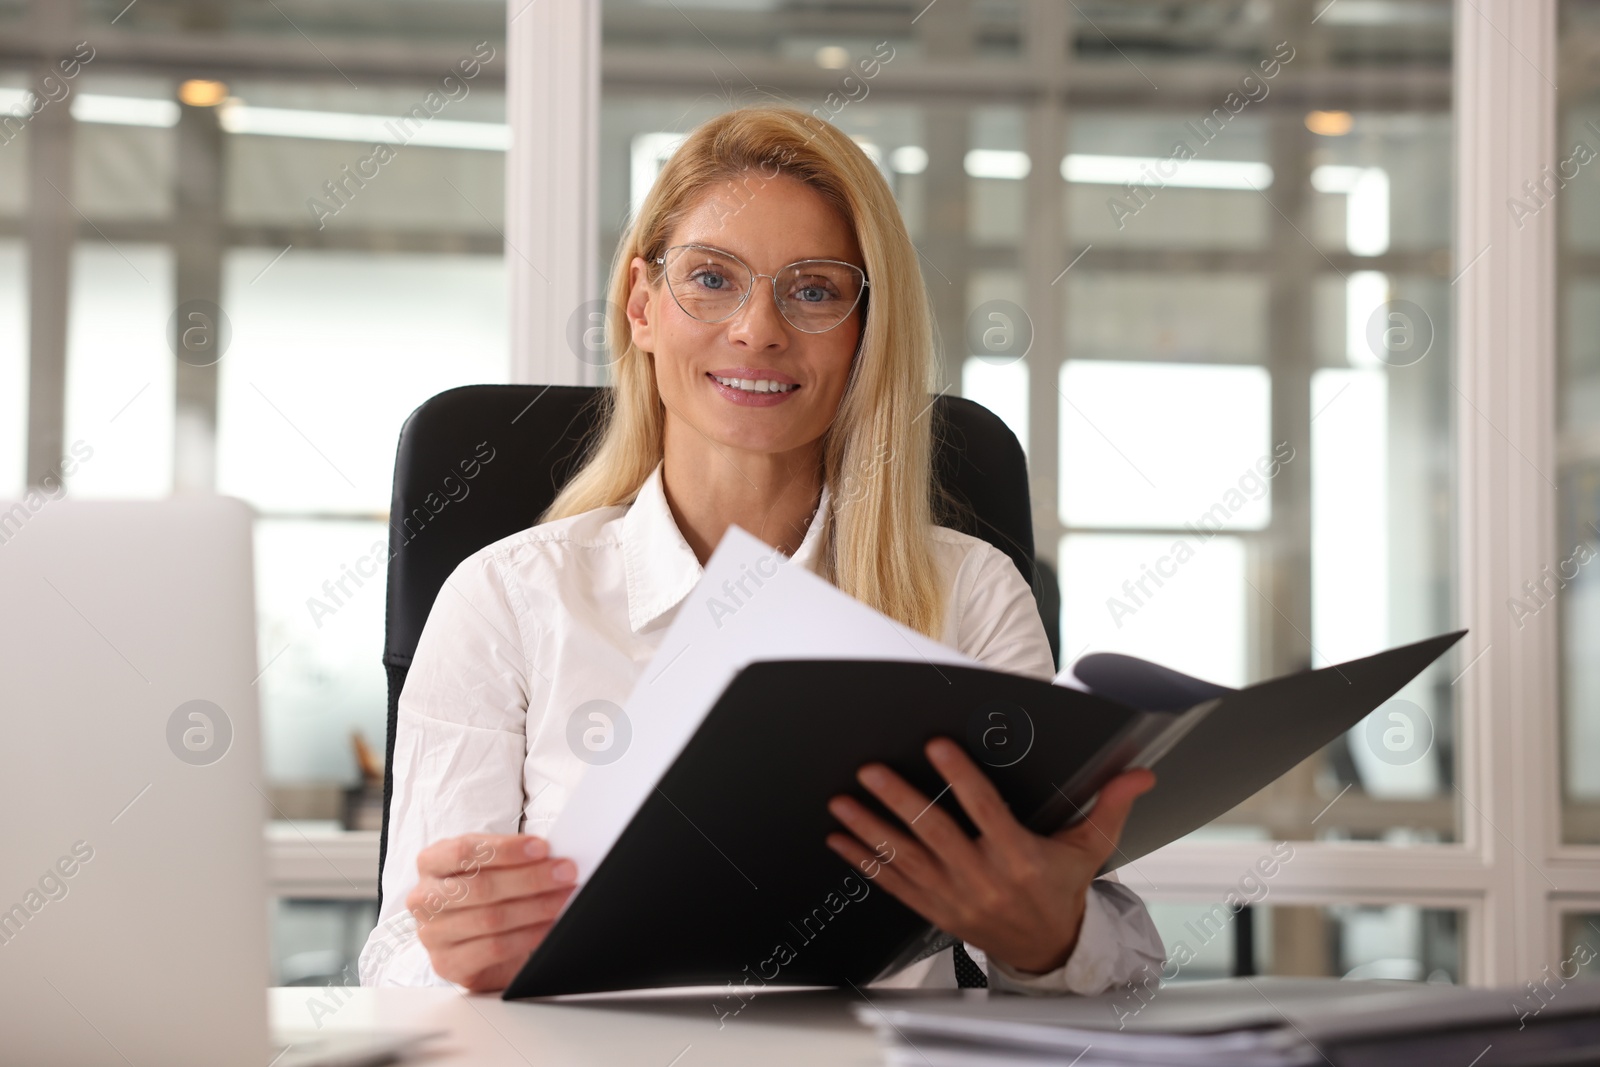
[652,243,869,335]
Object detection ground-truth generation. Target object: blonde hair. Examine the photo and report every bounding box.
[541,103,950,640]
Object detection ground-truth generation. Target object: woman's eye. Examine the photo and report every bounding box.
[790,280,837,303]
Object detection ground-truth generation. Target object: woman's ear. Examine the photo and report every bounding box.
[626,256,656,354]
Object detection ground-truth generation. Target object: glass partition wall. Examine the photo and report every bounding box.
[7,0,1591,990]
[1560,0,1600,849]
[3,0,508,985]
[599,0,1460,979]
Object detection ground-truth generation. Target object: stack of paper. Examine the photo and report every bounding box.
[853,977,1600,1067]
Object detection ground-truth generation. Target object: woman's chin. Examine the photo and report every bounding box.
[700,424,814,460]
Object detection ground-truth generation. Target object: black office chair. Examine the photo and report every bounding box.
[377,383,1049,900]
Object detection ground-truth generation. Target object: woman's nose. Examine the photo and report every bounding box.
[726,276,789,347]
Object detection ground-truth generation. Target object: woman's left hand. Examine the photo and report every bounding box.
[825,737,1155,976]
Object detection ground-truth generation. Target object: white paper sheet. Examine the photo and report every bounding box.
[546,524,980,892]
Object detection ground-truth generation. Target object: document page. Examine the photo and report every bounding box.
[546,524,979,893]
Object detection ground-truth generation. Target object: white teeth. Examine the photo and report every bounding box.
[713,375,797,394]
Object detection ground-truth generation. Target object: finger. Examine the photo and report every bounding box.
[854,762,983,867]
[824,832,943,924]
[825,794,939,883]
[924,738,1031,848]
[417,885,575,946]
[1056,769,1156,852]
[416,834,550,878]
[438,920,556,984]
[409,856,578,915]
[1084,769,1155,837]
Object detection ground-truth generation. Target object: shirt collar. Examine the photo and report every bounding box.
[621,459,831,633]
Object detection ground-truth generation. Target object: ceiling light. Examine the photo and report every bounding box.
[890,145,927,174]
[814,46,850,70]
[1061,154,1273,190]
[179,79,229,108]
[217,103,510,150]
[69,94,180,127]
[965,149,1031,180]
[1305,110,1354,136]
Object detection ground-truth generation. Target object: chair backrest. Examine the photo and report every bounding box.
[378,383,1045,895]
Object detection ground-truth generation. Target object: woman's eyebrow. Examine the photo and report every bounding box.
[676,240,740,258]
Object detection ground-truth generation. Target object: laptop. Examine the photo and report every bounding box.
[0,496,436,1066]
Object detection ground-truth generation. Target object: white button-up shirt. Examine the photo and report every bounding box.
[360,459,1165,994]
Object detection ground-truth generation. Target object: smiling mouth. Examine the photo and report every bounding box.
[706,373,800,394]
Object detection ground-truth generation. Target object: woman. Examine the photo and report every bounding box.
[360,104,1164,994]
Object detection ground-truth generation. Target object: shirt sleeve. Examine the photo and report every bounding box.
[945,543,1167,995]
[882,873,1165,996]
[358,549,532,988]
[952,541,1057,682]
[985,873,1167,995]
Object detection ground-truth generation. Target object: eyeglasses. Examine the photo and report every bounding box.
[653,243,868,335]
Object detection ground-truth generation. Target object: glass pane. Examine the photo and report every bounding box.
[1557,912,1600,985]
[1143,901,1462,984]
[1065,114,1270,251]
[217,248,507,514]
[962,356,1029,461]
[1060,531,1248,686]
[964,268,1030,458]
[1558,0,1600,844]
[83,0,505,46]
[600,5,1459,849]
[1067,272,1269,364]
[64,243,176,499]
[223,80,506,232]
[1060,14,1457,845]
[255,518,389,784]
[1059,360,1273,530]
[8,0,510,988]
[0,239,24,497]
[1308,114,1452,254]
[0,69,29,216]
[600,1,1021,61]
[218,246,507,811]
[1312,367,1391,667]
[73,73,177,222]
[272,898,378,987]
[970,107,1027,245]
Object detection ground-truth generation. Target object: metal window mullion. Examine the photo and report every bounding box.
[23,25,74,489]
[1453,0,1561,987]
[506,0,600,387]
[1025,0,1069,592]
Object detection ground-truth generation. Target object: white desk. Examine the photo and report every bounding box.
[270,985,939,1065]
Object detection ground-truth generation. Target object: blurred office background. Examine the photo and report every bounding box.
[1,0,1594,988]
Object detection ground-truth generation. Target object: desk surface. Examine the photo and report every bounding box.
[269,985,955,1065]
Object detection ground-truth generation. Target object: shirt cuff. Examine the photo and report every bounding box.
[358,913,454,988]
[984,877,1165,996]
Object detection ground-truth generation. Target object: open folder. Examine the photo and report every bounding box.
[503,526,1463,999]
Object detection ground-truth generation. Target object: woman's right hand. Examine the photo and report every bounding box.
[407,833,578,992]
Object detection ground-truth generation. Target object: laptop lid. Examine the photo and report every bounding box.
[0,496,270,1066]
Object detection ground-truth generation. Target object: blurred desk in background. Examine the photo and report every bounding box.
[267,822,379,900]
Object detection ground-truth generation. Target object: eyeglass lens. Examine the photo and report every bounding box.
[661,245,864,333]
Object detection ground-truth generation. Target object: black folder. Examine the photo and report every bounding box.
[502,630,1464,1000]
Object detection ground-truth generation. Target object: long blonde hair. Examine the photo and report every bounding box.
[541,103,949,640]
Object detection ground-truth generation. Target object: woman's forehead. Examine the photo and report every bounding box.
[672,174,862,265]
